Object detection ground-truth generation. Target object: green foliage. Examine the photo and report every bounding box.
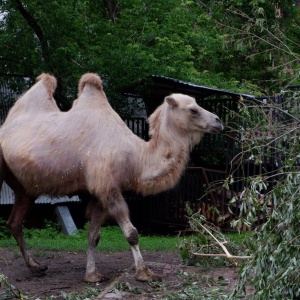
[178,208,249,268]
[23,220,62,239]
[160,278,230,300]
[60,287,102,300]
[198,0,300,93]
[226,89,300,299]
[0,218,10,239]
[0,273,25,300]
[3,0,298,110]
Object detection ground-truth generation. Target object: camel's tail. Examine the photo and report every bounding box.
[78,73,103,96]
[36,73,57,98]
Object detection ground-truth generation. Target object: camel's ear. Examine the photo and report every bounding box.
[165,96,178,108]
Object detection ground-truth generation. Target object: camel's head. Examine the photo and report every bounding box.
[164,93,224,135]
[148,93,224,147]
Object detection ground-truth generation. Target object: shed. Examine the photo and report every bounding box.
[0,182,80,235]
[0,182,80,205]
[124,78,298,231]
[128,75,254,116]
[123,76,261,230]
[124,76,255,169]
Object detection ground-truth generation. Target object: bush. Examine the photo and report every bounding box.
[227,89,300,299]
[0,218,10,239]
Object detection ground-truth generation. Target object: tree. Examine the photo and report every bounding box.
[223,87,300,299]
[0,0,299,110]
[200,0,300,93]
[0,0,96,107]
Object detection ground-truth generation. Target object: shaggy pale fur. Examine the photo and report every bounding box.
[0,73,223,283]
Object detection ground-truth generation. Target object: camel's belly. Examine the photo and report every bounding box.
[1,123,137,196]
[3,142,86,197]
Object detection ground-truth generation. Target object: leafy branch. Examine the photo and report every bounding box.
[0,270,24,300]
[190,214,252,261]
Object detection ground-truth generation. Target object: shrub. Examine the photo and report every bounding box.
[227,89,300,299]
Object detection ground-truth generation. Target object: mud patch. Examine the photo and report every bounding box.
[0,248,242,299]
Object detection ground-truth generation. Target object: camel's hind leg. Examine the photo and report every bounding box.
[6,192,48,273]
[84,199,108,282]
[107,190,161,282]
[0,150,46,272]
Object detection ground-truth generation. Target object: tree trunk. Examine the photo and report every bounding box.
[102,0,118,23]
[13,0,50,63]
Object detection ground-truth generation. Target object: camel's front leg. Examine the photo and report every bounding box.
[7,193,48,273]
[85,200,108,283]
[108,192,162,282]
[126,228,162,282]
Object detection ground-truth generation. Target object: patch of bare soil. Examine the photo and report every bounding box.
[0,248,241,299]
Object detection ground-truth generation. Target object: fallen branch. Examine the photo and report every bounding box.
[0,272,23,300]
[192,253,252,260]
[190,215,252,261]
[95,264,134,299]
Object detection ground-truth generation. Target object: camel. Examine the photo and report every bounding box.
[0,73,224,283]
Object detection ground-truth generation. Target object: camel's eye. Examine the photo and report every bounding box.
[190,108,198,115]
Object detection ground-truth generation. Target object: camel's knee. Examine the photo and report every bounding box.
[94,233,100,246]
[88,231,100,247]
[6,219,19,232]
[6,220,22,237]
[126,227,139,246]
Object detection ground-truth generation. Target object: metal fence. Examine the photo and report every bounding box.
[0,83,15,124]
[125,91,299,231]
[1,82,298,231]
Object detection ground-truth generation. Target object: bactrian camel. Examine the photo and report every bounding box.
[0,73,223,282]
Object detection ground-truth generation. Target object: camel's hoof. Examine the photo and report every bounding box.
[27,257,48,274]
[84,272,109,283]
[135,268,162,282]
[29,264,48,274]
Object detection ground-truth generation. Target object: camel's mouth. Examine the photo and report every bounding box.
[210,125,224,133]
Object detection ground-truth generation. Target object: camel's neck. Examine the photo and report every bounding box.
[135,134,191,196]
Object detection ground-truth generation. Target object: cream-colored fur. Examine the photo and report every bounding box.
[0,73,223,283]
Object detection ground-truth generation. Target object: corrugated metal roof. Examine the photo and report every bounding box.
[0,182,80,205]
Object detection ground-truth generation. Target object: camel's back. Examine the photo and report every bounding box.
[2,94,143,161]
[0,73,144,196]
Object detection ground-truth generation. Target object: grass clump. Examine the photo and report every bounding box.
[60,287,102,300]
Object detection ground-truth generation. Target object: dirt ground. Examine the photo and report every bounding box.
[0,247,242,299]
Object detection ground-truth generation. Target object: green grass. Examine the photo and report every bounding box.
[0,222,250,254]
[0,225,178,252]
[224,232,251,244]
